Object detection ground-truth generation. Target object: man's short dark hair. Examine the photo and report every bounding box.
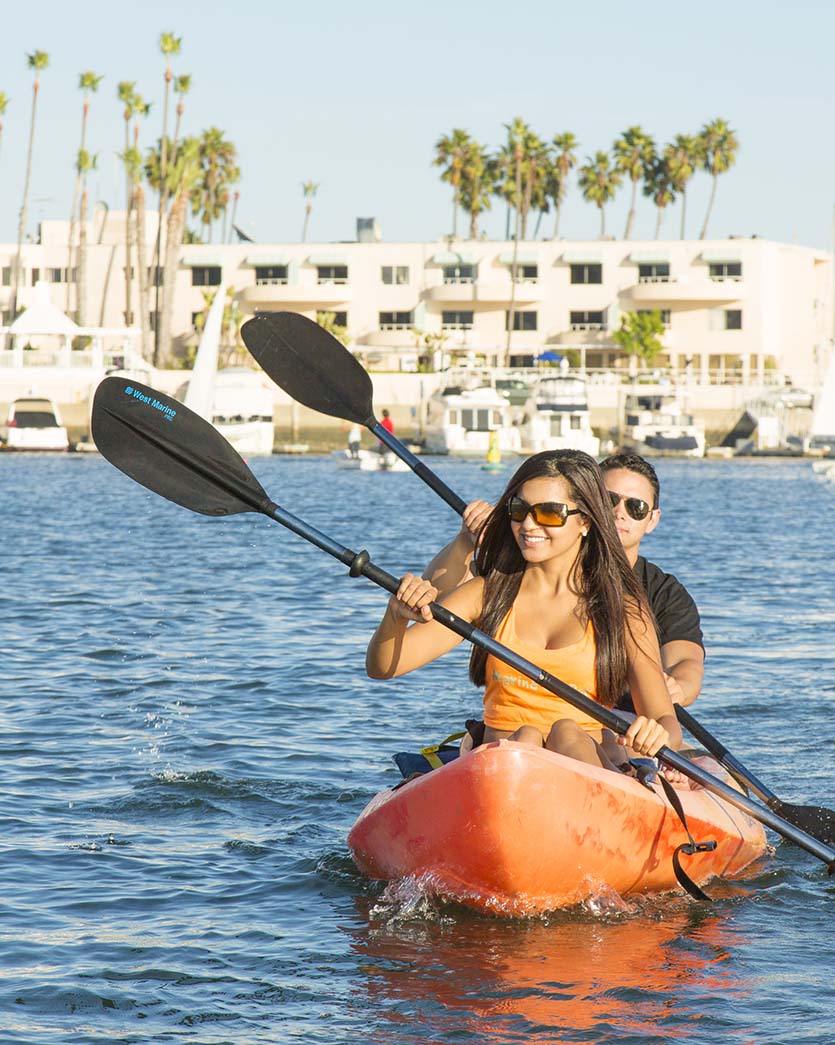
[599,452,660,508]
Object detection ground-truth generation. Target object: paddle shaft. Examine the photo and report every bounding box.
[371,422,467,515]
[676,704,779,807]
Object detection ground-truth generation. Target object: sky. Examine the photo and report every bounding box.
[1,0,834,250]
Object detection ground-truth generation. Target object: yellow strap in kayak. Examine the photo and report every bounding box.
[420,732,465,769]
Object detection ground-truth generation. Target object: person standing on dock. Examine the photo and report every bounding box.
[347,423,361,459]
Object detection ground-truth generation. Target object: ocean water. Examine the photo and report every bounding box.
[1,452,834,1045]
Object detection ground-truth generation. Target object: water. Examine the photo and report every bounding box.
[2,453,834,1044]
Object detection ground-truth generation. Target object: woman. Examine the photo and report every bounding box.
[366,450,681,771]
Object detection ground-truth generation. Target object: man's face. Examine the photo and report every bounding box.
[603,468,660,556]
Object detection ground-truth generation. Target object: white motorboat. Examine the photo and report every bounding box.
[806,348,835,455]
[519,375,600,456]
[620,392,705,458]
[423,376,522,456]
[0,396,70,451]
[178,285,275,455]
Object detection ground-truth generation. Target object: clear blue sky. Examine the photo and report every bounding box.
[2,0,833,249]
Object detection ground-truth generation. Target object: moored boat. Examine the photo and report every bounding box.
[519,375,600,456]
[620,392,706,457]
[0,396,70,452]
[348,740,767,915]
[332,447,410,471]
[423,376,522,456]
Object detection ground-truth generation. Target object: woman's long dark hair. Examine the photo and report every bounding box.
[469,449,651,706]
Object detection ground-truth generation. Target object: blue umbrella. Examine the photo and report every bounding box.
[536,350,564,362]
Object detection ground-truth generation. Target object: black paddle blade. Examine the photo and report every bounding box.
[241,312,376,428]
[92,376,272,517]
[774,801,835,846]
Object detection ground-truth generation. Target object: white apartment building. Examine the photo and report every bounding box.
[2,215,832,391]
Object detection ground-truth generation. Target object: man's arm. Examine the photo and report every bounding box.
[422,500,492,599]
[660,639,705,707]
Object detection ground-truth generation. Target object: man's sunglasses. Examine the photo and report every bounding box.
[507,496,581,528]
[607,490,652,521]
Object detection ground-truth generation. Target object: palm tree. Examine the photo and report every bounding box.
[301,180,319,242]
[117,81,138,321]
[172,73,191,150]
[504,117,526,365]
[191,127,240,243]
[67,71,103,322]
[433,128,474,238]
[613,126,656,239]
[578,150,622,237]
[154,31,183,358]
[156,136,200,366]
[459,141,494,239]
[698,118,739,239]
[0,92,9,165]
[643,157,677,238]
[663,134,701,239]
[547,132,578,239]
[9,50,49,329]
[519,130,549,239]
[123,93,152,357]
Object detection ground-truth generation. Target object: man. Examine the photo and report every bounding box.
[423,452,704,711]
[599,452,704,710]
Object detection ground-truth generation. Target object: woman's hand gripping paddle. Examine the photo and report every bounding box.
[241,310,835,849]
[91,375,835,874]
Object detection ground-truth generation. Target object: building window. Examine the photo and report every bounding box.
[569,310,606,330]
[191,311,203,329]
[191,266,222,287]
[2,266,11,287]
[255,265,288,285]
[637,263,670,283]
[637,308,671,327]
[513,263,538,283]
[379,311,413,330]
[1,308,11,324]
[45,267,75,283]
[442,264,475,285]
[725,309,743,330]
[30,268,40,285]
[147,266,163,288]
[317,310,348,327]
[441,310,474,330]
[381,265,409,285]
[316,265,348,284]
[505,311,538,331]
[709,261,742,281]
[570,263,602,284]
[149,311,160,332]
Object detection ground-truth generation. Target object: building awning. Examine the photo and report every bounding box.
[9,281,79,335]
[700,251,742,264]
[430,251,475,265]
[307,253,349,266]
[244,254,289,267]
[628,251,670,264]
[181,256,224,267]
[561,250,602,264]
[498,252,539,265]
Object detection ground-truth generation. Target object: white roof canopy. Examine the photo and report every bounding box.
[8,281,79,335]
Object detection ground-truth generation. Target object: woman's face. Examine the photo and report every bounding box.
[509,475,588,563]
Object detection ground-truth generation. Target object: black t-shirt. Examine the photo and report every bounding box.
[618,556,703,712]
[634,556,703,649]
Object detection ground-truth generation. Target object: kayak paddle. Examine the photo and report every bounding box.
[240,312,466,515]
[90,375,835,875]
[241,309,835,849]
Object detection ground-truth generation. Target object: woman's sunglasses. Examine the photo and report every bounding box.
[507,496,581,528]
[607,490,652,521]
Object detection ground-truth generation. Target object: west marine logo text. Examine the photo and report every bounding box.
[124,385,177,421]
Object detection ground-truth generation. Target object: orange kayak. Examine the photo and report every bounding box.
[348,740,768,915]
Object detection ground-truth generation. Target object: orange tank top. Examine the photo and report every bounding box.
[483,604,603,737]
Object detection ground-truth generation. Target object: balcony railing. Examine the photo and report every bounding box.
[637,276,673,284]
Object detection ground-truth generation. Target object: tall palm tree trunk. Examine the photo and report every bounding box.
[504,144,523,367]
[133,183,151,360]
[78,184,88,325]
[158,187,189,366]
[599,204,606,237]
[655,206,664,239]
[9,79,41,332]
[624,180,638,239]
[679,190,687,240]
[699,176,719,239]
